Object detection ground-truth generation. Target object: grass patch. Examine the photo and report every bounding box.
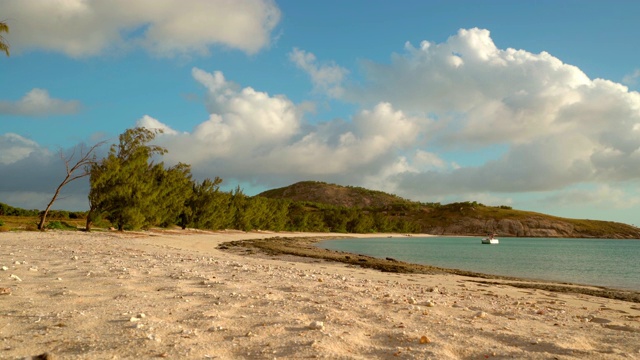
[0,216,91,231]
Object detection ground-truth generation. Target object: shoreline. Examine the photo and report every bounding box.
[313,235,640,293]
[217,234,640,304]
[1,230,639,359]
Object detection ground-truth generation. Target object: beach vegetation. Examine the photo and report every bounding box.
[0,202,39,217]
[180,176,228,229]
[87,127,188,231]
[45,221,77,230]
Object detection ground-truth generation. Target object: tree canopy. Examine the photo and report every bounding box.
[87,128,180,230]
[0,21,9,56]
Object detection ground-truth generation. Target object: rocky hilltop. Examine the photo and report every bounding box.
[423,216,640,238]
[259,181,640,239]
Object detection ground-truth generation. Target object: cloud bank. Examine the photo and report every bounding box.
[140,28,640,206]
[2,0,281,57]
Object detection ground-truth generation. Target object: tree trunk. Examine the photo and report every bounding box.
[38,183,65,230]
[85,209,93,232]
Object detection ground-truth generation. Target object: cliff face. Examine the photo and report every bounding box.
[423,217,640,239]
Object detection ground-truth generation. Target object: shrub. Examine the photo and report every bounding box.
[0,219,4,226]
[46,221,77,230]
[25,223,38,231]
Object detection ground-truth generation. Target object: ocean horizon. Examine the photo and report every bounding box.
[317,236,640,291]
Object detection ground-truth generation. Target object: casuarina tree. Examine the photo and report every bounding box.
[87,128,176,231]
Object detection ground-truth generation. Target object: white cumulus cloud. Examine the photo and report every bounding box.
[0,89,81,116]
[289,48,348,97]
[1,0,281,57]
[139,69,429,189]
[135,115,179,135]
[336,28,640,201]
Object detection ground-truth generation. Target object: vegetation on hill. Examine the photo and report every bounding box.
[411,201,640,238]
[259,183,640,239]
[258,181,416,208]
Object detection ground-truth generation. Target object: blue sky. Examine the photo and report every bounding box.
[1,0,640,226]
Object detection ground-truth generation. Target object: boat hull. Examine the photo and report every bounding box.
[481,238,499,245]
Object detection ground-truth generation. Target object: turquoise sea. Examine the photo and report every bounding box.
[316,237,640,291]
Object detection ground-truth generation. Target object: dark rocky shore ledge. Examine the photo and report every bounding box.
[219,236,640,304]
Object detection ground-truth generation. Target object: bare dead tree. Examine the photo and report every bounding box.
[38,141,106,230]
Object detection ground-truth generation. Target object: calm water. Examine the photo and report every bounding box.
[316,237,640,291]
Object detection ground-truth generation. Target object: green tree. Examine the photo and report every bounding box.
[286,202,310,231]
[0,21,9,57]
[230,186,252,231]
[323,208,350,233]
[266,199,290,231]
[348,212,375,233]
[182,177,231,230]
[87,128,167,231]
[147,162,193,227]
[373,212,392,232]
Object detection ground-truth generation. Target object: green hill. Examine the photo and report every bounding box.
[258,181,640,239]
[258,181,414,208]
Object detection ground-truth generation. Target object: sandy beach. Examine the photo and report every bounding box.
[1,231,639,359]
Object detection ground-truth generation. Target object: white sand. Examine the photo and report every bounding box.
[1,230,639,359]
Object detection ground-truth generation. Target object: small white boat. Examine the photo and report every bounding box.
[481,237,499,245]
